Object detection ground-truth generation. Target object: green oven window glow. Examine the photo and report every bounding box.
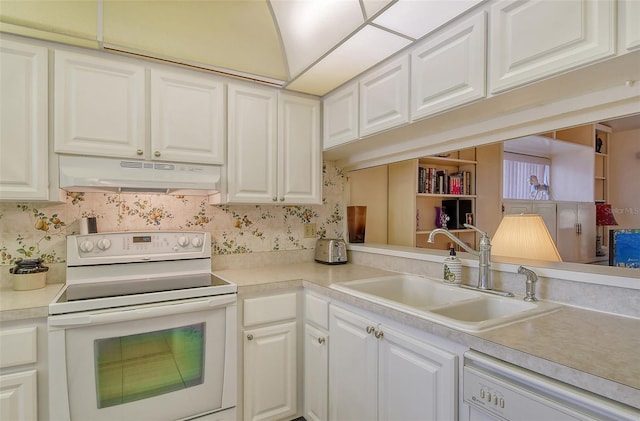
[94,323,205,408]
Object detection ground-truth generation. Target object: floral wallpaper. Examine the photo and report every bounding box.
[0,161,346,271]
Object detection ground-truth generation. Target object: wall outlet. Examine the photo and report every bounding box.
[304,223,317,238]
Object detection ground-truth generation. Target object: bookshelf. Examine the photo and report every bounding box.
[388,148,477,250]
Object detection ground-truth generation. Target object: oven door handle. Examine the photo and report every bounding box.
[48,294,236,328]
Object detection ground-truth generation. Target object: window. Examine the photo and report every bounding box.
[503,152,551,200]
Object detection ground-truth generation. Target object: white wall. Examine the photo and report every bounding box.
[609,128,640,228]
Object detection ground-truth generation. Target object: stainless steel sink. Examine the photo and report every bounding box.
[330,275,561,332]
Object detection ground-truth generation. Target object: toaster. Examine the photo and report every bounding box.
[315,238,348,264]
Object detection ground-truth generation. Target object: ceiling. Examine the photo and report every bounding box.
[108,0,483,96]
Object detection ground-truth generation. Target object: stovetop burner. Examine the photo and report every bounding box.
[51,231,237,315]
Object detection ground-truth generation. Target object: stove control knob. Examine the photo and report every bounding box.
[191,236,203,247]
[177,236,189,247]
[97,239,111,251]
[79,240,94,252]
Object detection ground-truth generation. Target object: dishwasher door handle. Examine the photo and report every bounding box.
[48,294,236,328]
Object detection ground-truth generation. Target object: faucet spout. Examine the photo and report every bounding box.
[428,224,492,290]
[427,228,478,256]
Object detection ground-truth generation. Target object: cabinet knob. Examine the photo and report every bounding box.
[318,337,325,345]
[272,197,278,202]
[374,330,384,339]
[154,151,161,157]
[136,149,144,156]
[366,326,375,334]
[279,197,285,202]
[247,334,254,341]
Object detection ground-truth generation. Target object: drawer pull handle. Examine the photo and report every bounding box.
[247,334,254,341]
[318,337,325,345]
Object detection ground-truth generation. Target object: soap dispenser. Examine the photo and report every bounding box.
[443,243,462,284]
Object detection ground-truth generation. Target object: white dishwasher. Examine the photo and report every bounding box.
[463,351,640,421]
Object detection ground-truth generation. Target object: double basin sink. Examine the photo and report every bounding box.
[330,274,561,332]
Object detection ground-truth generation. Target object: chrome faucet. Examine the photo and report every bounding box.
[518,266,539,302]
[428,224,513,297]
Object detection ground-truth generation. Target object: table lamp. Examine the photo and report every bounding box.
[595,203,618,257]
[492,214,562,262]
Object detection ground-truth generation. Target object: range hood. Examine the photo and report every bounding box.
[59,155,221,196]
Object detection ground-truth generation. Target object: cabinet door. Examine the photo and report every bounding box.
[304,324,328,421]
[227,83,277,203]
[322,82,358,149]
[359,55,409,137]
[576,202,596,261]
[0,370,37,421]
[151,69,225,164]
[620,0,640,52]
[243,322,297,421]
[278,94,321,204]
[503,201,532,215]
[489,0,615,93]
[329,306,377,421]
[411,11,486,121]
[378,326,457,421]
[0,38,48,201]
[556,202,595,262]
[532,202,558,243]
[54,50,146,158]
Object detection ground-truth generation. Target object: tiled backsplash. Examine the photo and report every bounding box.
[0,161,346,280]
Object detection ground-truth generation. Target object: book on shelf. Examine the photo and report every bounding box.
[417,168,472,195]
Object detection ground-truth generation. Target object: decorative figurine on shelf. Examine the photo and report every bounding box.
[435,206,450,229]
[529,175,550,200]
[596,136,603,153]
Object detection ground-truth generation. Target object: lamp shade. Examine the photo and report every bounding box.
[595,203,618,226]
[492,214,562,262]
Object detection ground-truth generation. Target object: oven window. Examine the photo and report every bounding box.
[94,323,205,408]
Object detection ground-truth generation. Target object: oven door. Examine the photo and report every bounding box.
[48,295,237,421]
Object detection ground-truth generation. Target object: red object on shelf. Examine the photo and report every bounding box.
[596,203,618,226]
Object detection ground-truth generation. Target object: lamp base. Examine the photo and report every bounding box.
[596,235,606,256]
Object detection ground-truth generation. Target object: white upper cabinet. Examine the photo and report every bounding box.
[227,83,278,203]
[411,11,486,121]
[0,38,49,201]
[55,50,225,165]
[488,0,615,94]
[359,55,409,137]
[619,0,640,52]
[54,50,146,158]
[227,84,321,205]
[150,68,225,164]
[322,81,358,150]
[278,93,322,205]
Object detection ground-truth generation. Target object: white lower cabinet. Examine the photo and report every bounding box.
[242,292,298,421]
[303,323,328,421]
[303,292,330,421]
[0,323,41,421]
[329,304,458,421]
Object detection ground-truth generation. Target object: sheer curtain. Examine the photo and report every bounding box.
[503,152,551,200]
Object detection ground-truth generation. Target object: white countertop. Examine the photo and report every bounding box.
[1,262,638,410]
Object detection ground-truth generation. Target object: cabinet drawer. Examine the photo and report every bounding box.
[244,292,297,327]
[0,327,37,368]
[305,293,329,330]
